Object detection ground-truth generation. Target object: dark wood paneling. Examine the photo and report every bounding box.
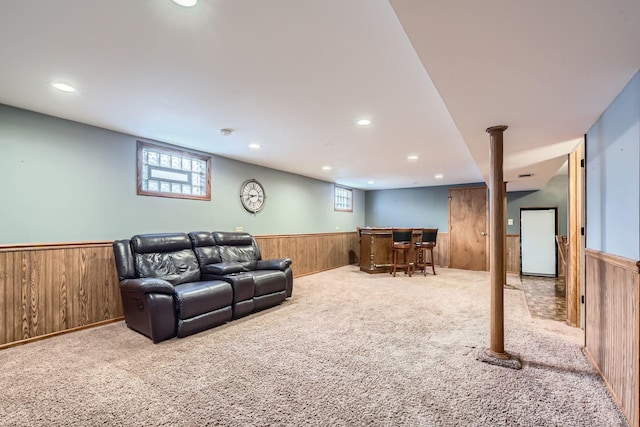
[584,249,640,427]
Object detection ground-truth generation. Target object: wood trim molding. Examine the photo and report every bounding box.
[586,248,640,273]
[0,241,113,252]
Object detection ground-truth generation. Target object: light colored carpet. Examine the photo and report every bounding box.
[0,266,628,426]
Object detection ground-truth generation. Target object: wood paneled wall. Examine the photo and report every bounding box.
[434,232,450,268]
[255,232,359,277]
[0,243,122,348]
[0,232,359,348]
[584,249,640,427]
[506,234,520,274]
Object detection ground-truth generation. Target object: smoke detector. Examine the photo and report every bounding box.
[220,128,233,136]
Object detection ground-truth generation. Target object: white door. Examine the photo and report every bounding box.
[521,208,557,276]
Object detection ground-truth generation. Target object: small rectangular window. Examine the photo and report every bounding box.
[137,140,211,201]
[334,185,353,212]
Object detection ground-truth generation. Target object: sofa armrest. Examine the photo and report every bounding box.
[201,262,248,275]
[120,278,175,295]
[256,258,292,271]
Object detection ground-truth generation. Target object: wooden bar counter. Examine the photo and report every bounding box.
[359,227,421,273]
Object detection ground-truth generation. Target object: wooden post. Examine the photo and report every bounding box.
[476,125,520,369]
[487,125,508,358]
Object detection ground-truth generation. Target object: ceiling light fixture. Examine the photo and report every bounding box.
[357,119,371,126]
[367,181,375,185]
[220,128,233,136]
[172,0,198,7]
[322,166,332,171]
[51,82,76,93]
[408,155,418,161]
[434,173,444,180]
[248,143,261,150]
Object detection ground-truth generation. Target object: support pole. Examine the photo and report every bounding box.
[487,125,507,357]
[476,125,521,369]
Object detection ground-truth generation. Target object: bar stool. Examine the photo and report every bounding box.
[390,228,413,277]
[415,228,438,275]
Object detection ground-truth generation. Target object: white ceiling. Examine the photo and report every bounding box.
[1,0,639,191]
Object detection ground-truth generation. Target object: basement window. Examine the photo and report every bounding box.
[137,140,211,201]
[334,185,353,212]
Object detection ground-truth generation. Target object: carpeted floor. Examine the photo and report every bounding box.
[0,266,628,426]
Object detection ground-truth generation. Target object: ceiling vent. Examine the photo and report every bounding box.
[517,173,534,178]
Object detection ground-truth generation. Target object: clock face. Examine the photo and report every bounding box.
[240,179,266,213]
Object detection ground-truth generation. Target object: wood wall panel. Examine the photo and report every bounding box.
[584,249,640,427]
[434,232,449,269]
[255,232,359,277]
[506,234,520,274]
[0,244,123,347]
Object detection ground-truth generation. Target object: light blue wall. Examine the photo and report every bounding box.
[365,177,568,235]
[0,104,364,245]
[586,71,640,259]
[506,174,568,235]
[364,183,483,230]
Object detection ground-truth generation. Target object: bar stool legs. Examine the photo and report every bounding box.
[391,244,412,277]
[415,244,436,276]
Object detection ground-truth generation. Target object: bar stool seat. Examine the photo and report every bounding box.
[390,228,413,277]
[415,228,438,276]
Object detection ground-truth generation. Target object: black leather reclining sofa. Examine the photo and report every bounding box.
[113,231,293,343]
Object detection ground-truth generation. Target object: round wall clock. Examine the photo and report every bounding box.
[240,179,266,213]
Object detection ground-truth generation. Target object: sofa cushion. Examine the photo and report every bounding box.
[135,249,200,285]
[213,231,260,270]
[188,231,222,266]
[132,233,192,253]
[131,233,201,285]
[250,270,287,297]
[174,280,233,320]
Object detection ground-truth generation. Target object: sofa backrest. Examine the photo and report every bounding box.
[113,239,136,281]
[212,231,261,270]
[188,231,222,266]
[130,233,200,285]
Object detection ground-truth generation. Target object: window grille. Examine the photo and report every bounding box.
[137,140,211,201]
[334,185,353,212]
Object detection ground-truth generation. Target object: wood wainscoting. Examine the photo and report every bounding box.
[0,242,122,348]
[584,249,640,427]
[0,232,359,348]
[255,232,359,277]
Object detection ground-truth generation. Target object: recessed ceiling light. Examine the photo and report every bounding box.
[407,155,418,161]
[172,0,198,7]
[367,181,375,185]
[248,143,261,150]
[51,82,76,93]
[322,166,332,171]
[357,119,371,126]
[434,173,444,180]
